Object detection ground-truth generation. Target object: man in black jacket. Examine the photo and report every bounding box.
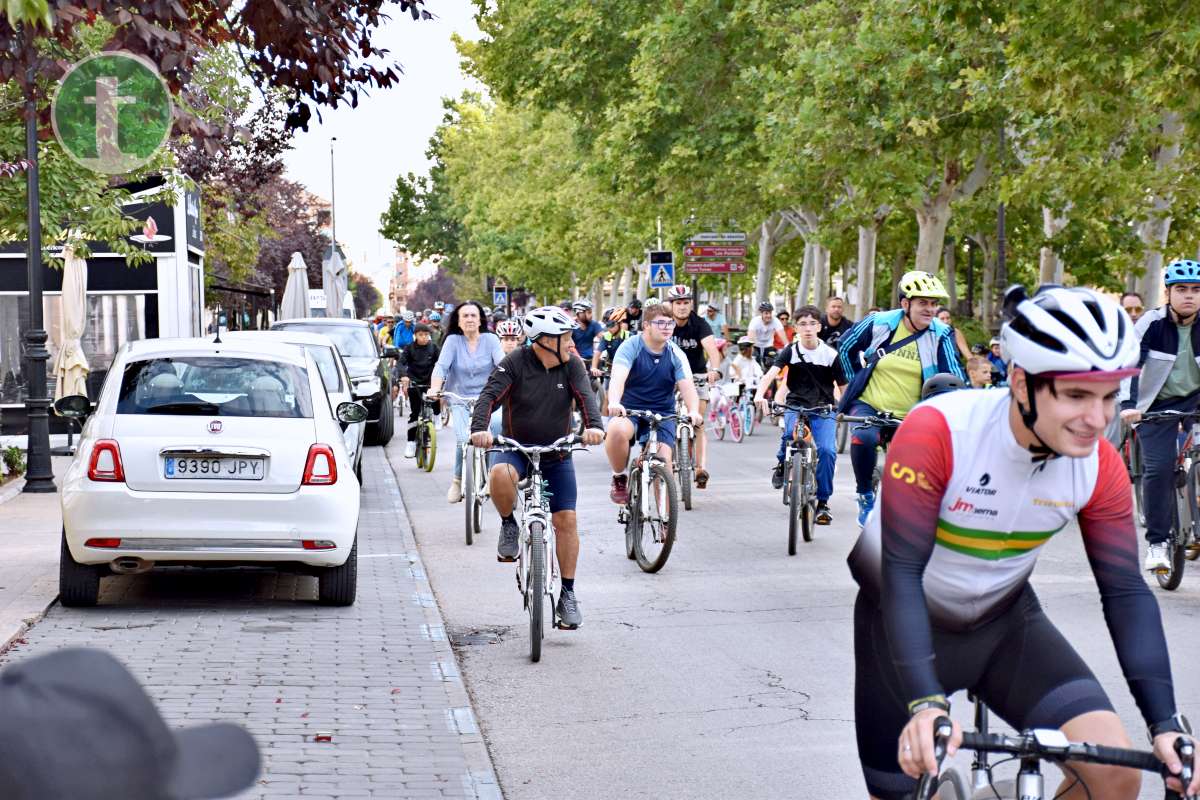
[470,307,603,630]
[398,323,440,459]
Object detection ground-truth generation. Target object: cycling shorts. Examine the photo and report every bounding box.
[492,452,577,513]
[853,586,1112,800]
[631,416,676,451]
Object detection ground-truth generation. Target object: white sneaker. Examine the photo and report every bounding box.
[446,478,462,503]
[404,441,417,458]
[1145,543,1171,572]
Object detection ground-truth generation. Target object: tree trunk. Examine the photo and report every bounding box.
[1137,113,1183,308]
[755,219,777,309]
[636,257,647,299]
[797,241,815,306]
[1039,207,1068,285]
[981,244,996,329]
[891,251,906,308]
[814,246,830,308]
[608,271,620,310]
[856,225,877,319]
[621,261,634,306]
[915,198,951,273]
[943,241,957,308]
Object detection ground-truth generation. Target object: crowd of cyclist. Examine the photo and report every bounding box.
[374,258,1200,799]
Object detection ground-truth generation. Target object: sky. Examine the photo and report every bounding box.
[281,1,483,294]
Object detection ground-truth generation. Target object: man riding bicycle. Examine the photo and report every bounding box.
[571,300,605,386]
[604,302,703,505]
[469,306,603,630]
[666,284,723,489]
[397,323,440,459]
[1119,259,1200,572]
[847,284,1196,800]
[753,305,844,524]
[837,270,966,527]
[747,301,784,367]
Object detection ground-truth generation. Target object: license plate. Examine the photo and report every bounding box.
[164,456,265,480]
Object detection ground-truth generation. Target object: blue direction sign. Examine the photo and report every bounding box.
[648,250,674,288]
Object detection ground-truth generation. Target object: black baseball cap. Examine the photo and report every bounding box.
[628,299,642,310]
[0,648,260,799]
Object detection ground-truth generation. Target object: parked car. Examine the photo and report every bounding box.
[55,337,366,607]
[272,318,396,446]
[222,330,365,483]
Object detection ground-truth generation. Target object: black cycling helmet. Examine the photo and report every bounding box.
[758,301,773,312]
[921,373,966,401]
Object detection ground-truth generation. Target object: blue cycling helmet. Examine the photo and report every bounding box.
[1165,259,1200,285]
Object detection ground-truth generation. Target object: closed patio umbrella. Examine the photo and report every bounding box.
[280,252,310,319]
[53,245,89,401]
[323,245,348,319]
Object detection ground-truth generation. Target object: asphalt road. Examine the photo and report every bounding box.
[390,416,1200,800]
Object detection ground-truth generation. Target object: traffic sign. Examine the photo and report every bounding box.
[690,232,747,243]
[684,261,747,274]
[493,287,508,307]
[684,244,747,259]
[648,250,675,288]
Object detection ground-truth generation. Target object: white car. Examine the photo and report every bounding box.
[56,336,366,607]
[221,330,365,483]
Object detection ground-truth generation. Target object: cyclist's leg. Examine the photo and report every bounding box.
[848,401,882,494]
[488,452,526,517]
[1139,396,1194,546]
[604,417,636,471]
[808,414,838,502]
[975,587,1131,800]
[777,410,799,463]
[546,458,580,580]
[406,386,423,441]
[450,404,470,478]
[656,420,677,472]
[694,383,709,473]
[487,409,504,467]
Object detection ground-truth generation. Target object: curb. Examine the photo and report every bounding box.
[0,477,26,507]
[381,442,504,800]
[0,597,57,657]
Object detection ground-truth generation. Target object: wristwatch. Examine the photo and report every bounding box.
[1149,713,1192,741]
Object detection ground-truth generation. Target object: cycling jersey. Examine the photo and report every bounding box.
[470,348,601,449]
[847,388,1175,727]
[572,319,604,360]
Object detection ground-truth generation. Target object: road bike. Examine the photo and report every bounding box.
[915,704,1194,800]
[618,410,682,573]
[773,403,832,555]
[1133,409,1200,590]
[708,381,744,442]
[839,410,902,494]
[412,386,438,472]
[488,433,585,663]
[443,392,490,546]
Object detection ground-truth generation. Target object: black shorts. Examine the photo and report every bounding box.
[853,587,1113,800]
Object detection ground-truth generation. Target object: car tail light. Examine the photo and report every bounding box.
[85,538,122,548]
[302,540,336,550]
[302,444,338,486]
[87,440,125,482]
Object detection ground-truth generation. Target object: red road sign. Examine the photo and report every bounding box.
[684,261,747,274]
[683,244,747,258]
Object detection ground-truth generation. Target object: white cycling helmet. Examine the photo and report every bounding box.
[523,305,578,340]
[999,284,1139,381]
[571,299,592,313]
[401,310,415,322]
[666,284,692,302]
[495,319,523,338]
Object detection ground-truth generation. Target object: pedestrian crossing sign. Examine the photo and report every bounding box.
[649,250,674,288]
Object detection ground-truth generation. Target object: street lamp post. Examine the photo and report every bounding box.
[22,58,55,494]
[330,137,337,245]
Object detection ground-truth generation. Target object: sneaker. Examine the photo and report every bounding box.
[695,468,709,489]
[609,474,630,505]
[856,492,876,528]
[404,441,417,458]
[497,517,520,562]
[771,462,785,490]
[1145,543,1171,572]
[816,501,832,525]
[447,478,462,504]
[556,588,582,629]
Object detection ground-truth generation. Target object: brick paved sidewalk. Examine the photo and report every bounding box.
[0,447,501,799]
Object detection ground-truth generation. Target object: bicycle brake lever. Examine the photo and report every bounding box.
[1175,736,1195,798]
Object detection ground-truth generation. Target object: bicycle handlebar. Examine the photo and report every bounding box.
[1139,409,1200,424]
[839,412,901,428]
[769,403,835,416]
[488,433,585,457]
[623,409,688,425]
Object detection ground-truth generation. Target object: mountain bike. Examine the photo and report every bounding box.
[773,403,832,555]
[443,392,489,546]
[617,410,682,573]
[1135,409,1200,590]
[915,705,1194,800]
[413,386,438,472]
[674,390,696,511]
[839,410,902,494]
[488,433,585,663]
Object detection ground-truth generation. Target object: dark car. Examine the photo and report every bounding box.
[272,318,396,445]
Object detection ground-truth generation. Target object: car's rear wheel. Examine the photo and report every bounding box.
[318,536,358,606]
[368,396,395,446]
[59,529,100,607]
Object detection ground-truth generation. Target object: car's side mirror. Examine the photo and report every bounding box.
[383,346,400,359]
[54,394,91,419]
[336,402,369,424]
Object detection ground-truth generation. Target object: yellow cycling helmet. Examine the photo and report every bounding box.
[898,270,950,300]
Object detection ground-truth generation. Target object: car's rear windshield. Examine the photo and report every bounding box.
[274,323,376,358]
[116,357,313,418]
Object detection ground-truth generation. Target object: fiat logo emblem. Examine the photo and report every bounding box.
[207,420,223,434]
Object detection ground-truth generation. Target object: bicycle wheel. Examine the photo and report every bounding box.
[934,769,968,800]
[787,454,801,556]
[528,521,546,662]
[415,429,426,471]
[712,405,726,440]
[744,402,757,436]
[800,446,816,544]
[1157,483,1188,590]
[634,463,677,573]
[1188,462,1200,561]
[472,452,485,534]
[677,429,693,511]
[421,422,437,472]
[729,405,743,443]
[837,419,849,454]
[462,445,475,546]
